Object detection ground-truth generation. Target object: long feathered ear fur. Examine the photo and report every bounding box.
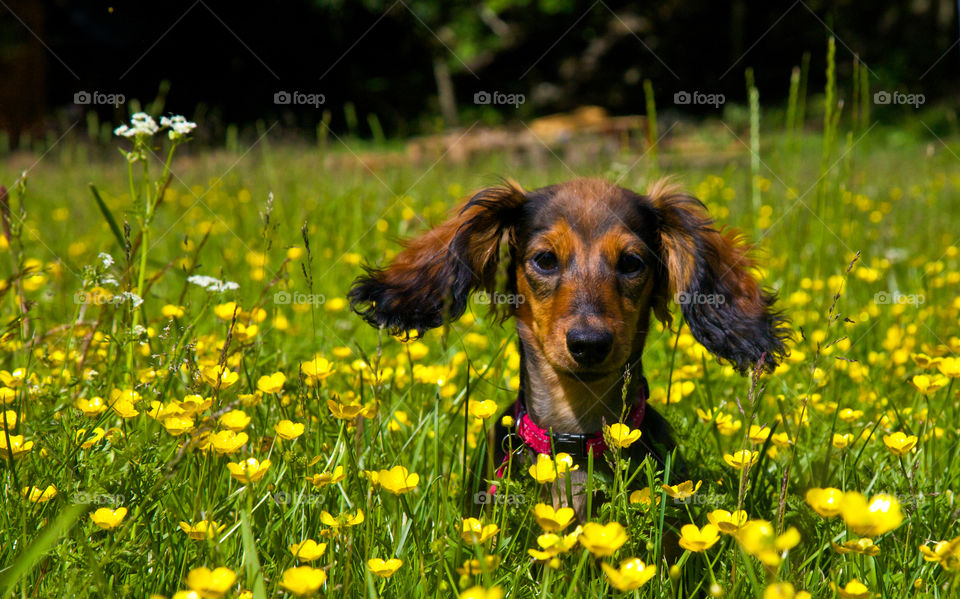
[348,182,527,337]
[648,179,788,373]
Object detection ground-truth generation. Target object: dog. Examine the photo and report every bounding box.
[349,178,788,518]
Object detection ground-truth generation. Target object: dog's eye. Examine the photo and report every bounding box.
[616,253,645,275]
[531,251,559,274]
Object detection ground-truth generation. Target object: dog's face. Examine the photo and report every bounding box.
[349,177,787,379]
[513,180,661,381]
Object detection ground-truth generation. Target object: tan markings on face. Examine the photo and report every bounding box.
[517,222,656,374]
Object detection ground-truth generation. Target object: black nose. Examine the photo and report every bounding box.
[566,328,614,366]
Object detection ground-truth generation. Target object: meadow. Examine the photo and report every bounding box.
[0,95,959,599]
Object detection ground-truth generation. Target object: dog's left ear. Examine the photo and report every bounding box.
[349,182,527,338]
[648,181,788,373]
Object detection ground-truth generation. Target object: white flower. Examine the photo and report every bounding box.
[118,292,144,308]
[187,274,239,293]
[98,252,115,269]
[114,112,159,138]
[160,115,197,141]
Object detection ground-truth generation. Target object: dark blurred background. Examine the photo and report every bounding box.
[1,0,957,144]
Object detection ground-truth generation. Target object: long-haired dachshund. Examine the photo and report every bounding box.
[349,178,787,517]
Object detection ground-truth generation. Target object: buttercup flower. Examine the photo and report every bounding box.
[832,537,880,556]
[200,365,239,389]
[461,518,499,543]
[290,539,327,562]
[275,419,305,440]
[601,557,656,591]
[805,487,844,518]
[320,509,364,530]
[279,566,327,596]
[527,529,580,559]
[919,537,960,571]
[678,523,721,552]
[22,485,57,503]
[605,423,642,448]
[1,434,33,458]
[909,374,947,394]
[579,522,628,557]
[257,372,286,393]
[209,431,248,455]
[378,465,419,494]
[219,410,250,431]
[179,520,226,540]
[367,558,403,578]
[227,458,271,483]
[185,567,235,599]
[532,503,576,532]
[763,582,811,599]
[629,487,660,506]
[460,587,503,599]
[840,492,903,536]
[306,465,346,488]
[882,432,918,456]
[469,400,498,419]
[76,396,108,415]
[662,480,702,501]
[724,449,760,470]
[833,579,871,599]
[528,453,578,484]
[707,509,749,534]
[90,506,127,530]
[457,556,500,575]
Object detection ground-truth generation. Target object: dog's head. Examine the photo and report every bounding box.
[349,178,787,377]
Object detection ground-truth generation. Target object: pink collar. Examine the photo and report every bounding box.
[512,377,648,459]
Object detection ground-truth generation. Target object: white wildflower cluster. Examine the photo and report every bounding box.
[114,113,197,141]
[160,115,197,141]
[188,275,239,293]
[114,112,159,138]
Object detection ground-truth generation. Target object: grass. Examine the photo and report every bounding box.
[0,101,959,599]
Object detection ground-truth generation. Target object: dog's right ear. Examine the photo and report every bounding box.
[349,182,527,338]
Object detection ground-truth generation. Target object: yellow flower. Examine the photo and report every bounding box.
[805,487,844,517]
[161,304,185,318]
[696,407,714,422]
[831,538,880,556]
[662,480,702,501]
[0,368,26,388]
[219,410,250,431]
[227,458,271,483]
[179,520,226,540]
[186,567,236,599]
[456,556,500,575]
[367,558,403,578]
[76,396,108,416]
[459,586,503,599]
[909,374,947,394]
[289,539,327,562]
[279,566,327,596]
[527,529,581,559]
[601,557,656,591]
[320,509,364,530]
[257,372,286,393]
[1,434,34,458]
[919,537,960,570]
[209,431,248,455]
[306,466,346,488]
[275,419,305,440]
[300,356,336,381]
[22,485,57,503]
[882,432,918,456]
[715,413,742,435]
[469,400,498,419]
[707,509,748,534]
[109,389,141,418]
[213,302,239,320]
[748,425,770,444]
[90,506,127,530]
[1,410,17,428]
[461,518,499,543]
[579,522,628,557]
[163,415,195,436]
[327,397,375,420]
[678,523,720,552]
[735,520,800,567]
[605,423,642,448]
[840,492,903,536]
[937,357,960,378]
[0,387,16,404]
[833,579,871,599]
[838,408,863,423]
[832,433,854,449]
[378,465,419,494]
[532,503,576,532]
[724,449,759,470]
[200,365,239,389]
